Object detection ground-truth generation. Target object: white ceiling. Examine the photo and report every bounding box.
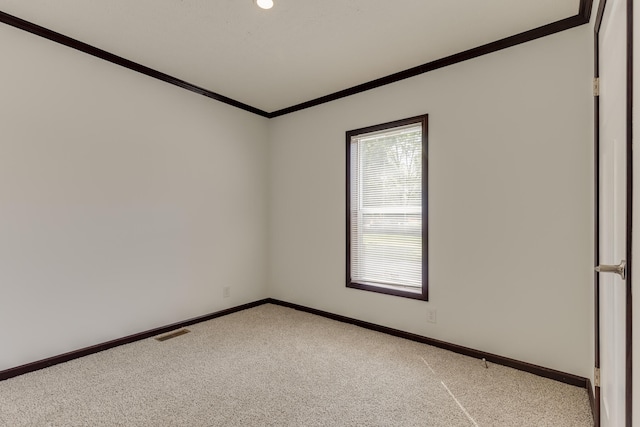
[0,0,580,113]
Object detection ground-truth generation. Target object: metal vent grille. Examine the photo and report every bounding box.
[155,329,190,342]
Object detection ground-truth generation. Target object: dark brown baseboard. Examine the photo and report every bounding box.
[0,299,270,382]
[267,298,589,389]
[1,296,591,400]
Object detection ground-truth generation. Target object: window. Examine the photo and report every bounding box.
[346,115,428,300]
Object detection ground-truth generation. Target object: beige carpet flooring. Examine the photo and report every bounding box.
[0,304,593,426]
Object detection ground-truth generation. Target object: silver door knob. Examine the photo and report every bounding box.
[595,260,626,280]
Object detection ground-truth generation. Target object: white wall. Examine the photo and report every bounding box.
[268,26,594,377]
[0,24,269,371]
[0,11,597,382]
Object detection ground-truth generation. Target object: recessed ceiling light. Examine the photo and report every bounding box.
[255,0,274,10]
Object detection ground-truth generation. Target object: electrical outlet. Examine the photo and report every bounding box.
[223,286,231,298]
[427,308,437,324]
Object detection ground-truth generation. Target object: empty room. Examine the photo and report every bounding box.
[0,0,638,426]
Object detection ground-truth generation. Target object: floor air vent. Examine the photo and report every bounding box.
[155,329,190,342]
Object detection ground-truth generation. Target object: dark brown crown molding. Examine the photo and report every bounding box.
[270,1,593,118]
[1,1,592,119]
[0,10,270,118]
[580,0,594,22]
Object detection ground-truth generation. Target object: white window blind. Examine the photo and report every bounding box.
[350,122,423,290]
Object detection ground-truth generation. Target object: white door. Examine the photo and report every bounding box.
[597,0,629,425]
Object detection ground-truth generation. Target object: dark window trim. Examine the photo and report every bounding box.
[346,115,428,301]
[0,1,592,118]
